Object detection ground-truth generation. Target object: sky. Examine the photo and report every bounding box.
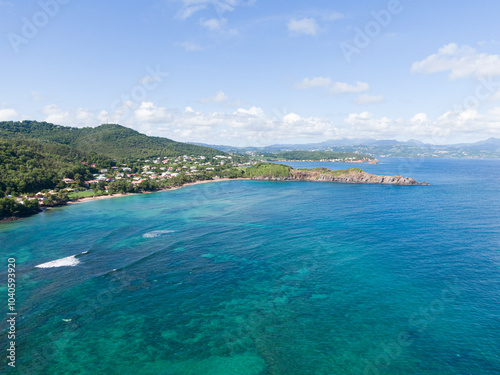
[1,0,500,146]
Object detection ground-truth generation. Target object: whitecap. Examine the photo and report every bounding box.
[35,251,86,268]
[143,230,175,238]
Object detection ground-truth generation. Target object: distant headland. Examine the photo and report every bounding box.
[246,164,428,186]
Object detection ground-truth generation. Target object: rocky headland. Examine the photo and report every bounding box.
[250,167,428,185]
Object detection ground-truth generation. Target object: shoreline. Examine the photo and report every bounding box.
[0,179,240,222]
[66,178,240,205]
[1,178,243,222]
[1,169,425,222]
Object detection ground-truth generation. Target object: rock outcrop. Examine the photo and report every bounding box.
[251,169,428,185]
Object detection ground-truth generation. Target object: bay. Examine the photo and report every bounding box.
[1,158,499,374]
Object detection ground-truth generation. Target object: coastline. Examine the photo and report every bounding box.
[0,179,240,223]
[1,170,424,222]
[66,178,240,205]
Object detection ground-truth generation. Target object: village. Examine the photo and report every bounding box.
[13,154,254,205]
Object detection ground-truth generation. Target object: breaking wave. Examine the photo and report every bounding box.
[35,251,88,268]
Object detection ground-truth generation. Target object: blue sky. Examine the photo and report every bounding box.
[1,0,500,146]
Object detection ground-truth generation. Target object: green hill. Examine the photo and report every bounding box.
[244,163,292,178]
[0,138,113,196]
[0,121,225,159]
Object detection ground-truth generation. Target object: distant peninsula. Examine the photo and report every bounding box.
[245,163,428,186]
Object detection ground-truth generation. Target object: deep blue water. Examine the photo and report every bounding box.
[1,158,499,374]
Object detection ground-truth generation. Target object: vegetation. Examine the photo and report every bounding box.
[244,163,292,178]
[302,167,364,176]
[0,138,111,196]
[0,197,40,219]
[0,121,226,159]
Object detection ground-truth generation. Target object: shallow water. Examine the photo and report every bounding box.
[1,158,499,374]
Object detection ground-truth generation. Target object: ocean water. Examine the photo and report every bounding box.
[1,158,499,375]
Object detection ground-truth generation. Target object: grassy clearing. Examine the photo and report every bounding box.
[68,190,105,199]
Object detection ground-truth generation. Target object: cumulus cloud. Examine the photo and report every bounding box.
[283,112,302,124]
[0,108,17,121]
[75,108,94,123]
[344,108,500,142]
[295,78,371,96]
[354,94,384,105]
[200,91,229,103]
[288,18,318,36]
[132,102,498,145]
[410,113,429,123]
[41,104,71,124]
[25,100,500,146]
[40,104,98,127]
[134,101,171,123]
[412,43,500,79]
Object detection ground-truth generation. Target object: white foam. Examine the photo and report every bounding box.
[36,253,82,268]
[143,230,175,238]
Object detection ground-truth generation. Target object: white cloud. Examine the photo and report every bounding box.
[235,106,265,117]
[175,0,253,18]
[295,78,370,96]
[0,108,17,121]
[295,77,332,89]
[330,81,370,95]
[412,43,500,79]
[176,4,207,20]
[41,104,71,124]
[200,17,227,30]
[343,108,500,142]
[410,113,429,123]
[24,100,500,146]
[200,91,229,103]
[40,105,98,127]
[75,108,94,122]
[354,94,384,105]
[283,113,302,124]
[134,101,171,123]
[288,18,318,36]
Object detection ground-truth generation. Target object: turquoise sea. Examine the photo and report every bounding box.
[1,158,499,375]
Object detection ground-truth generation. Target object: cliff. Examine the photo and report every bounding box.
[250,168,428,185]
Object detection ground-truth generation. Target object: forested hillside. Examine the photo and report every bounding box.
[0,121,225,159]
[0,138,112,196]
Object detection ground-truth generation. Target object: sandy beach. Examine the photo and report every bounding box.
[67,178,242,205]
